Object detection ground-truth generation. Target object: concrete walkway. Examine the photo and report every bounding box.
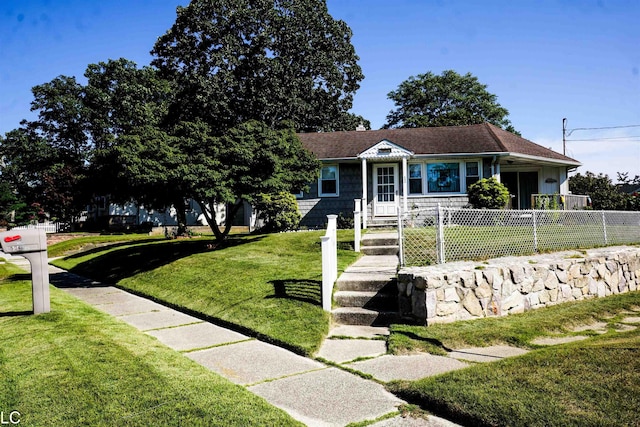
[4,249,537,426]
[2,253,458,427]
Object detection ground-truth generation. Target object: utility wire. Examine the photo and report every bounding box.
[566,136,640,142]
[567,124,640,136]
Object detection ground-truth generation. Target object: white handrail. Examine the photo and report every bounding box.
[321,215,338,311]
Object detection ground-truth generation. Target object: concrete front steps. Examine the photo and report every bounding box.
[365,217,398,230]
[332,232,400,326]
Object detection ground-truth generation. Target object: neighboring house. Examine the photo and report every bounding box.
[296,123,582,228]
[83,197,259,231]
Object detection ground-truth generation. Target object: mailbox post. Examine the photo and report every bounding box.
[0,229,50,314]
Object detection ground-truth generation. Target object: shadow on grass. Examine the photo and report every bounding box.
[59,235,264,285]
[60,238,163,260]
[4,273,32,282]
[393,330,454,353]
[0,310,32,317]
[267,279,322,306]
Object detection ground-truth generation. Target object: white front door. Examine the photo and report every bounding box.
[373,164,398,216]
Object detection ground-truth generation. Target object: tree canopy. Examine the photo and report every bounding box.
[151,0,364,134]
[1,0,364,237]
[384,70,518,133]
[569,172,636,211]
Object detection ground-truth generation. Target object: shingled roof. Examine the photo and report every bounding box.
[298,123,580,166]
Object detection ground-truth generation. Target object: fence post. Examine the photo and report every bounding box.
[532,209,538,252]
[397,201,404,266]
[320,235,333,311]
[602,211,608,245]
[320,215,338,312]
[328,214,337,280]
[354,199,361,253]
[436,203,445,264]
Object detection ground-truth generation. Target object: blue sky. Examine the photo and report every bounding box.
[1,0,639,180]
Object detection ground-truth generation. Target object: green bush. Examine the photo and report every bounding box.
[467,177,510,209]
[254,192,301,232]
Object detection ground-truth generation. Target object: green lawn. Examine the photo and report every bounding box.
[403,224,640,265]
[50,231,360,355]
[0,263,302,426]
[388,291,640,426]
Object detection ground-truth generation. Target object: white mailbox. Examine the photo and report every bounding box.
[0,229,50,314]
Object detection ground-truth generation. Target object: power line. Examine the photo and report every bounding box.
[566,136,640,142]
[567,124,640,136]
[562,119,640,155]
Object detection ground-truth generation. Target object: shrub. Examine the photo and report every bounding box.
[254,192,301,232]
[336,212,354,229]
[468,177,510,209]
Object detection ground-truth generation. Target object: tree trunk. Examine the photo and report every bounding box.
[175,197,188,236]
[196,199,243,242]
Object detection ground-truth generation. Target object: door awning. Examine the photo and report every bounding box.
[358,139,414,160]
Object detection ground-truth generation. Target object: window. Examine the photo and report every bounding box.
[466,161,480,189]
[409,163,423,194]
[319,165,339,196]
[427,163,460,193]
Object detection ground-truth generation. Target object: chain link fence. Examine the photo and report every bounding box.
[399,205,640,266]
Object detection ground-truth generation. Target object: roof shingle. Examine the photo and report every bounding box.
[297,123,579,165]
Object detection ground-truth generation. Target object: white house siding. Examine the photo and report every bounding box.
[539,166,571,195]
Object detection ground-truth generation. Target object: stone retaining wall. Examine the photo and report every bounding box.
[397,246,640,325]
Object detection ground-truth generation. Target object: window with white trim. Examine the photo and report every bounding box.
[319,165,339,197]
[409,163,423,194]
[466,161,480,189]
[427,163,460,193]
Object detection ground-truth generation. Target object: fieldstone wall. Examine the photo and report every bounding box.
[397,246,640,325]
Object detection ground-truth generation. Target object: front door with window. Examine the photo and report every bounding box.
[373,164,398,216]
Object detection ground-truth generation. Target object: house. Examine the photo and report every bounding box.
[296,123,582,228]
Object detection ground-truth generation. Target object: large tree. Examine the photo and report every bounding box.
[151,0,363,134]
[0,127,85,223]
[569,172,628,211]
[113,120,319,239]
[384,70,518,133]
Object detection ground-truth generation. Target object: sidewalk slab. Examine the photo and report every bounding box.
[350,354,468,382]
[147,322,249,351]
[75,287,142,305]
[186,339,324,385]
[317,338,387,363]
[119,310,203,331]
[448,345,529,363]
[328,325,390,339]
[62,286,124,300]
[94,298,170,317]
[531,335,588,346]
[249,367,403,427]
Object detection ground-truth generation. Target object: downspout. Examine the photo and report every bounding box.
[491,155,498,179]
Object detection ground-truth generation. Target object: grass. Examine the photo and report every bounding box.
[403,224,640,265]
[0,266,303,426]
[50,231,360,355]
[388,291,640,354]
[387,291,640,426]
[47,234,164,258]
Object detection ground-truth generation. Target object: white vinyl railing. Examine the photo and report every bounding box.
[320,214,338,311]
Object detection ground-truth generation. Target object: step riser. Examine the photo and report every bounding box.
[336,279,396,292]
[362,238,398,247]
[361,247,399,256]
[335,294,398,310]
[332,311,399,326]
